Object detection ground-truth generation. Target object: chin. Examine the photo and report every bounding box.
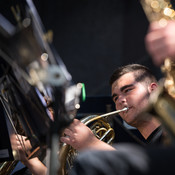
[124,116,136,126]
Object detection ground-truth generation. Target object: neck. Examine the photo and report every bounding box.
[137,116,161,139]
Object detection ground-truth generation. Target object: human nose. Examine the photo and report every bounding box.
[117,95,127,105]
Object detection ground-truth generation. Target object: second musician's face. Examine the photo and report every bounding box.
[111,72,152,127]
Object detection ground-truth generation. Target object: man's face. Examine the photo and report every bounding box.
[111,72,151,127]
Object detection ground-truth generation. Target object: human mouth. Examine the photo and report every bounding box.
[120,107,128,112]
[118,107,128,116]
[123,107,131,114]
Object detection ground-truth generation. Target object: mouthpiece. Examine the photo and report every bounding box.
[81,107,128,125]
[100,107,128,118]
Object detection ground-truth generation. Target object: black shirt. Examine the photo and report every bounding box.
[146,126,163,145]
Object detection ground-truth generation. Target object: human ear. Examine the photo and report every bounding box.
[148,83,158,93]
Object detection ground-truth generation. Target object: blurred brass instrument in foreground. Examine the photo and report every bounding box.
[140,0,175,24]
[58,107,128,175]
[140,0,175,138]
[0,161,18,175]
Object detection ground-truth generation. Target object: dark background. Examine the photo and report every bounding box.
[0,0,162,97]
[33,0,162,96]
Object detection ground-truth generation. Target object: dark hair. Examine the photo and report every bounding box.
[109,64,157,86]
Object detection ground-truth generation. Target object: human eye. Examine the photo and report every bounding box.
[113,96,118,102]
[124,88,133,93]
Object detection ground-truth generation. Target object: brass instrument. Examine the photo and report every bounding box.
[58,107,128,175]
[140,0,175,24]
[0,161,18,175]
[140,0,175,139]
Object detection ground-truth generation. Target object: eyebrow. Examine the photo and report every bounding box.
[112,84,134,99]
[120,84,134,92]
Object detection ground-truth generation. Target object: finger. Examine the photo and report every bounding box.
[152,56,165,66]
[149,48,167,66]
[64,128,73,137]
[148,21,165,32]
[145,33,166,58]
[16,135,27,142]
[145,30,164,45]
[17,146,28,162]
[17,140,21,146]
[67,119,80,132]
[60,136,71,144]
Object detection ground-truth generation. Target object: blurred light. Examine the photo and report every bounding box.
[77,83,83,88]
[75,104,80,109]
[159,18,167,27]
[22,18,31,28]
[151,1,159,9]
[41,53,48,61]
[164,8,173,17]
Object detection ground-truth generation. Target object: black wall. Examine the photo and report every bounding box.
[1,0,162,96]
[33,0,162,96]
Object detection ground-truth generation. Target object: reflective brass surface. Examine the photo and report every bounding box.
[58,108,128,175]
[140,0,175,140]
